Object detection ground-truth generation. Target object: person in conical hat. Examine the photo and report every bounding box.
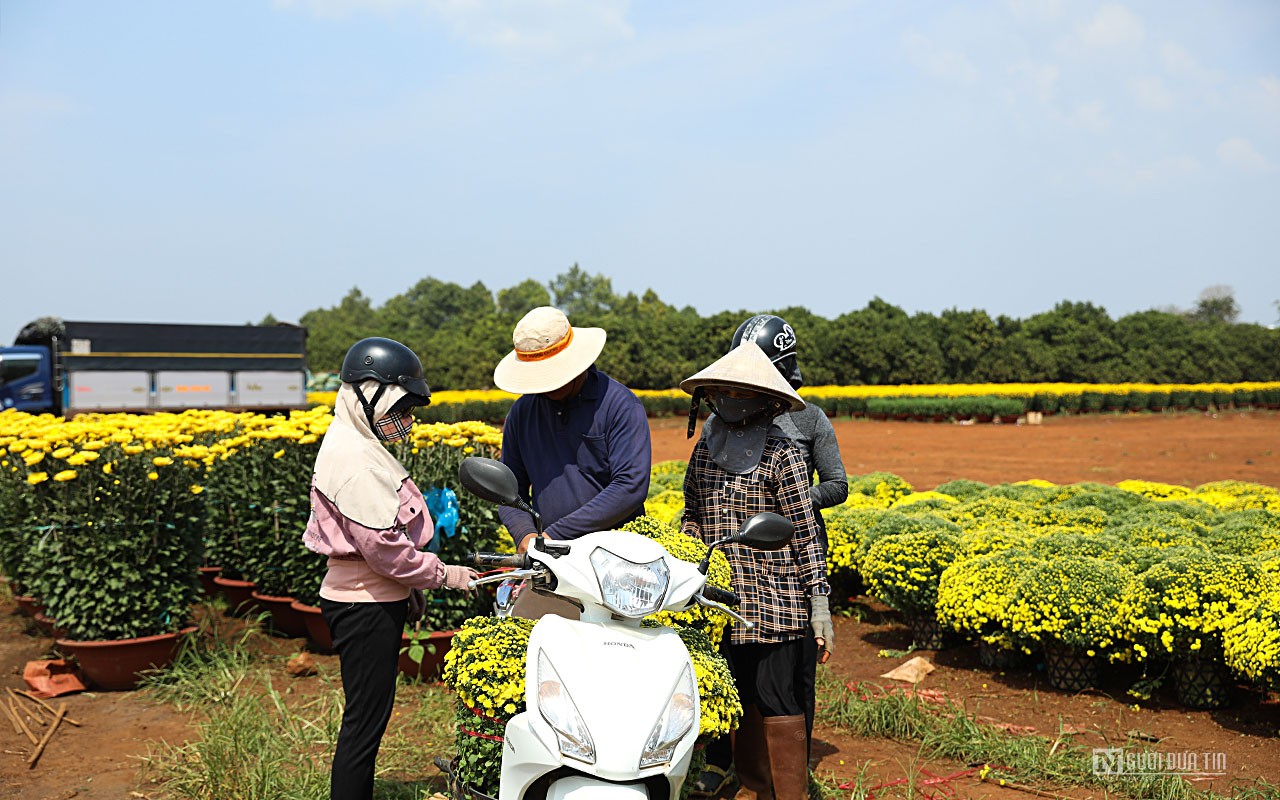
[688,316,847,800]
[302,337,478,800]
[679,341,832,800]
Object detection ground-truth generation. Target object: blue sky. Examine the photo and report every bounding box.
[2,0,1277,343]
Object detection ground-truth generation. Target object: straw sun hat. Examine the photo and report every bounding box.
[680,341,805,411]
[493,306,608,395]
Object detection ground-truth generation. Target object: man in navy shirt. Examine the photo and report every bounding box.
[492,306,651,554]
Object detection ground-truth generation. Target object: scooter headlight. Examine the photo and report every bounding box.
[590,547,670,618]
[639,662,697,769]
[537,650,595,764]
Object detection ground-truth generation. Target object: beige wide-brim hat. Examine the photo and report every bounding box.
[680,341,806,411]
[493,306,608,395]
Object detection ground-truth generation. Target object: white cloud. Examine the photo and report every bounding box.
[1082,152,1201,190]
[276,0,634,53]
[1160,41,1200,75]
[902,30,978,86]
[1006,0,1063,21]
[1260,76,1280,114]
[1129,75,1173,110]
[427,0,633,52]
[1070,100,1109,132]
[274,0,416,18]
[1217,137,1272,172]
[1078,4,1145,50]
[1133,154,1200,184]
[1009,61,1060,105]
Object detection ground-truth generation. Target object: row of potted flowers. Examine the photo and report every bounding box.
[0,407,509,688]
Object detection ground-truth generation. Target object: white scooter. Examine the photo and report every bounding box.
[446,456,793,800]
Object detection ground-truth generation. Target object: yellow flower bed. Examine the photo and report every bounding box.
[799,380,1280,401]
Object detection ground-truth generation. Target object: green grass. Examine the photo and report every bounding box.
[816,672,1280,800]
[130,612,1277,800]
[137,604,456,800]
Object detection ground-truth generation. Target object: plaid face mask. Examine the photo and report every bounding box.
[374,410,414,442]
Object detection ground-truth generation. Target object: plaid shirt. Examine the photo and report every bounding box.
[681,433,830,645]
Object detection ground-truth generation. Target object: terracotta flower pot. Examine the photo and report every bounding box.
[212,576,262,617]
[398,630,457,682]
[56,626,198,691]
[197,566,223,598]
[290,600,334,652]
[251,591,309,639]
[13,595,44,618]
[32,612,68,639]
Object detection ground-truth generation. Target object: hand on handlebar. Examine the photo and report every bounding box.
[443,564,478,592]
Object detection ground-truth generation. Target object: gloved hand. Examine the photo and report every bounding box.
[810,595,834,663]
[406,588,426,624]
[443,564,478,592]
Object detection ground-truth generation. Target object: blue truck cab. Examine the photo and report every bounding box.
[0,345,54,413]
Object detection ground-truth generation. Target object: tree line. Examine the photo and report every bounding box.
[286,267,1280,391]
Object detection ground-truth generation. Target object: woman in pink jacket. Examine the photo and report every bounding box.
[303,337,477,800]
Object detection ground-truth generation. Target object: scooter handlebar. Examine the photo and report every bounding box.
[469,552,531,570]
[700,584,740,606]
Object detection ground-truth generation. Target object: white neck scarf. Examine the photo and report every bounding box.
[313,380,411,529]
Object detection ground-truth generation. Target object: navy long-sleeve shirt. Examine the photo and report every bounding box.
[498,366,652,543]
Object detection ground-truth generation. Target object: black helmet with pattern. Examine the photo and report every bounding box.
[730,314,802,389]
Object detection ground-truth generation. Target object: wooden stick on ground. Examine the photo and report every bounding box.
[9,689,81,727]
[26,703,65,768]
[0,697,27,737]
[6,697,38,745]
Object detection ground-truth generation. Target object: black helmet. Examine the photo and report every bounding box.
[731,315,802,389]
[341,337,432,400]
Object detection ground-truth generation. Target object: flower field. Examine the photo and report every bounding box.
[645,460,1280,705]
[2,407,1280,798]
[309,381,1280,423]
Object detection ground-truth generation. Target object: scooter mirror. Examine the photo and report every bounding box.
[733,512,793,551]
[458,457,521,506]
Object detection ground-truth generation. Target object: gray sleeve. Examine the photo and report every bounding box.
[806,406,848,510]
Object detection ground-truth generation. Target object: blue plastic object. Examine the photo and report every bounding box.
[424,486,461,552]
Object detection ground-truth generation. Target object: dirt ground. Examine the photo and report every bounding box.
[2,411,1278,799]
[651,409,1280,490]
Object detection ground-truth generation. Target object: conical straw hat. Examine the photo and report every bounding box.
[680,341,805,411]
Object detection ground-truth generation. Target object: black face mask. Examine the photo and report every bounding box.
[708,393,783,426]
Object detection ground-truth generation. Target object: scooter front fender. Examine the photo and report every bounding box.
[501,714,669,800]
[499,711,564,800]
[547,775,654,800]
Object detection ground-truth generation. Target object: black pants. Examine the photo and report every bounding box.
[321,598,407,800]
[704,638,809,769]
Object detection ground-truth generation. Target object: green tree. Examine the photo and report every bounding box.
[497,279,552,318]
[1114,310,1199,382]
[825,298,944,385]
[549,264,618,318]
[1021,301,1123,382]
[598,291,704,389]
[300,288,376,372]
[1189,285,1240,324]
[936,309,1004,383]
